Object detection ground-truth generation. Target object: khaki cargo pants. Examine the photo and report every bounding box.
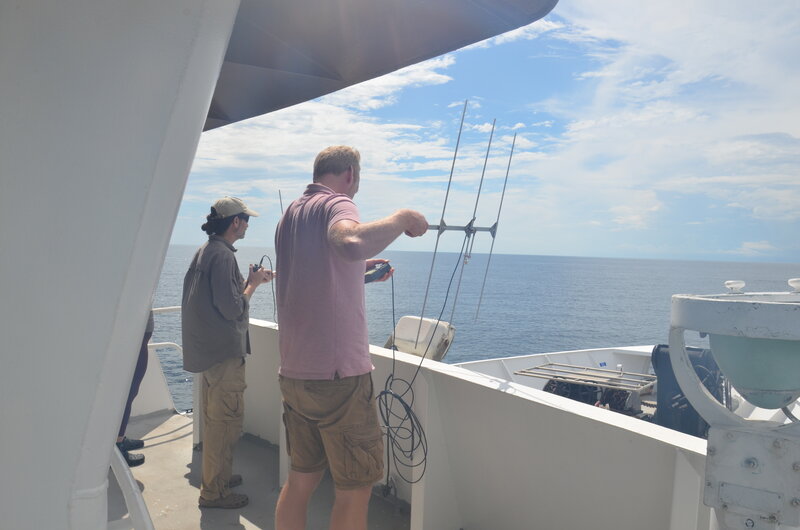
[200,356,246,500]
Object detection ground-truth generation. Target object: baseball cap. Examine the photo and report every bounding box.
[210,196,259,219]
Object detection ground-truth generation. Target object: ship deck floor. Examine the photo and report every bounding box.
[108,411,410,529]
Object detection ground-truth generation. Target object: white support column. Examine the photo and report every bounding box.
[669,448,711,530]
[0,1,240,528]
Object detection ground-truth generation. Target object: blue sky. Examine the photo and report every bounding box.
[173,0,800,263]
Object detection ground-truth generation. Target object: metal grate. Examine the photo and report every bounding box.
[515,362,656,393]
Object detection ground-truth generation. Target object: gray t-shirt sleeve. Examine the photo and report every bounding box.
[209,252,247,321]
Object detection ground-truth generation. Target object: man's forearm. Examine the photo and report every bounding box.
[329,211,410,261]
[243,284,255,301]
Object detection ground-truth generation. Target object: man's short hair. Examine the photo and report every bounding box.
[313,146,360,181]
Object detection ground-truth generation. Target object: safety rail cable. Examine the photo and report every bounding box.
[149,341,182,352]
[152,306,180,314]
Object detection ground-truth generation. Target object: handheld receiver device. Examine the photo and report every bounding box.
[365,262,391,283]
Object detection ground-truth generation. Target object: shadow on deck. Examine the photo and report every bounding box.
[108,411,410,529]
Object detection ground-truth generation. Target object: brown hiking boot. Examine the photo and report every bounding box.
[198,493,249,509]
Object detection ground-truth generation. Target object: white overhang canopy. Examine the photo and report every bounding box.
[204,0,558,130]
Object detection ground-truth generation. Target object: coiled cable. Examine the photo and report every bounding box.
[377,232,470,486]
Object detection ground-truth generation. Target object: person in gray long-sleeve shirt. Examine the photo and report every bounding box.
[182,196,274,509]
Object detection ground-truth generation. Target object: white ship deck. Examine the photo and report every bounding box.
[108,411,409,529]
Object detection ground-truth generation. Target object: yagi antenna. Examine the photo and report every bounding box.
[449,118,495,323]
[414,101,516,347]
[414,100,468,348]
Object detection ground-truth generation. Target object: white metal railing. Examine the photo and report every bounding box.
[133,305,183,417]
[152,305,181,314]
[108,447,155,530]
[149,341,181,351]
[111,306,182,530]
[149,306,204,447]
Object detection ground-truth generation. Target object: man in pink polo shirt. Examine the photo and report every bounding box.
[274,146,428,530]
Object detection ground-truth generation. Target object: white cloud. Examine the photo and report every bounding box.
[608,193,663,230]
[182,51,512,250]
[321,55,456,111]
[175,0,800,261]
[465,19,564,49]
[506,135,537,150]
[724,241,777,256]
[727,188,800,222]
[509,0,800,244]
[450,99,481,110]
[190,54,461,178]
[470,122,495,133]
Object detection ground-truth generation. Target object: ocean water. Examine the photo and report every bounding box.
[151,244,799,411]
